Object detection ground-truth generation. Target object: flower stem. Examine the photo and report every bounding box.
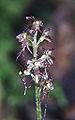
[35,85,42,120]
[33,31,42,120]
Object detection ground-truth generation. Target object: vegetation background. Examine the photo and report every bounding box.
[0,0,75,120]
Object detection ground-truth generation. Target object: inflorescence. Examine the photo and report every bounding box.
[16,16,54,101]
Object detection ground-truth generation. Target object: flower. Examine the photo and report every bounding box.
[16,32,32,60]
[42,28,52,42]
[32,20,43,32]
[26,16,43,33]
[41,79,54,101]
[36,29,53,46]
[38,50,53,65]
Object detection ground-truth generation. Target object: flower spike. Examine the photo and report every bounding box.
[16,16,54,120]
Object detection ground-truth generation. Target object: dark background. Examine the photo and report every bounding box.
[0,0,75,120]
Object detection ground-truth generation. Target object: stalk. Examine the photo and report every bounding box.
[35,85,42,120]
[33,32,42,120]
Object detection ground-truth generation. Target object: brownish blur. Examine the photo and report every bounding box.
[52,1,75,119]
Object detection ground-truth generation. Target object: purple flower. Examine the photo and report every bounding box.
[16,32,32,60]
[42,28,53,42]
[26,16,43,32]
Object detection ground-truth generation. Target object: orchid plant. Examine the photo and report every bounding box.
[16,16,54,120]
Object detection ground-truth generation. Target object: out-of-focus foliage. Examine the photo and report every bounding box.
[0,0,34,107]
[50,81,68,107]
[0,0,31,15]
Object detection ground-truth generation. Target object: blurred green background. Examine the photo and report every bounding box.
[1,0,75,120]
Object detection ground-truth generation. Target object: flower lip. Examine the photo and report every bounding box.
[16,32,27,43]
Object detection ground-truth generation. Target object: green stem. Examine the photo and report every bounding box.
[33,31,42,120]
[35,86,42,120]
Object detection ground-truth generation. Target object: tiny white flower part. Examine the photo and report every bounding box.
[24,85,27,95]
[50,82,54,90]
[35,75,39,84]
[35,61,42,68]
[26,16,35,20]
[47,58,53,65]
[48,51,52,55]
[31,73,34,78]
[50,86,54,90]
[19,71,22,75]
[27,63,34,72]
[27,60,32,64]
[47,83,51,89]
[24,70,30,75]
